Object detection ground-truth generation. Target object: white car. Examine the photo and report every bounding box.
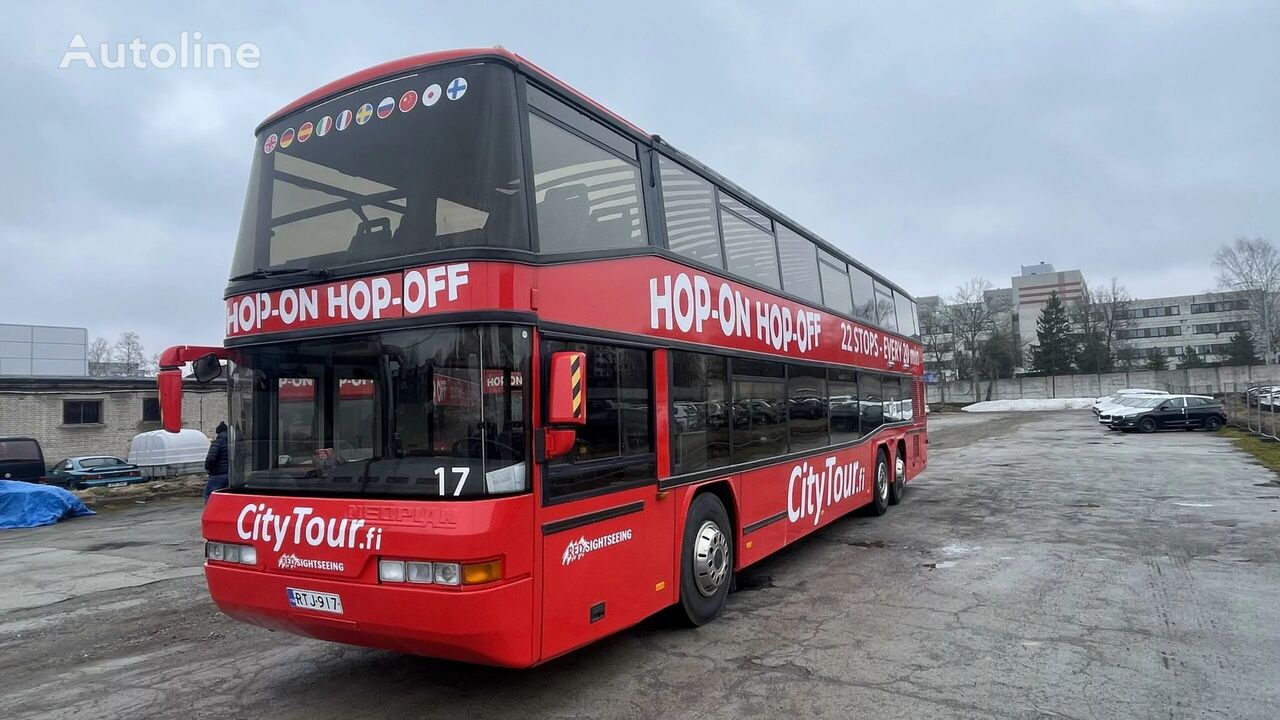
[1098,396,1165,426]
[1092,389,1169,416]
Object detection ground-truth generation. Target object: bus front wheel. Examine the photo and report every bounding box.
[678,492,733,626]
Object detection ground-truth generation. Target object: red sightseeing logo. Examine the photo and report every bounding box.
[277,553,345,573]
[561,529,633,566]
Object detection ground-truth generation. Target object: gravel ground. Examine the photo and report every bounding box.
[2,411,1278,720]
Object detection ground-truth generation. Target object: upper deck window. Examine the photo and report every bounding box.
[721,208,781,290]
[818,250,853,315]
[529,113,646,253]
[231,63,528,279]
[659,156,723,269]
[776,225,822,304]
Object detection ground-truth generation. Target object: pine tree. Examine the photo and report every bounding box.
[1031,292,1076,374]
[1145,347,1169,371]
[1181,346,1207,369]
[1225,330,1262,366]
[1076,331,1112,373]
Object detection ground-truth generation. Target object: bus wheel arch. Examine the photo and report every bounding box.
[889,439,907,505]
[676,485,736,627]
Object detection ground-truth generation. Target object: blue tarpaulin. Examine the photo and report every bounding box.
[0,480,95,530]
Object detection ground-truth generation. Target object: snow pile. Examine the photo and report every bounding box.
[961,398,1096,413]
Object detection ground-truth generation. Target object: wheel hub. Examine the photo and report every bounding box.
[877,462,889,501]
[692,520,729,597]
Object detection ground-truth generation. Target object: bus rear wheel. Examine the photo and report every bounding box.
[888,452,906,505]
[868,449,890,516]
[678,492,733,627]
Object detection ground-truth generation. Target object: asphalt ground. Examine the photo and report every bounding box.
[2,411,1278,720]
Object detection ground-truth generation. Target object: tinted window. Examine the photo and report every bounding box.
[883,377,904,423]
[849,266,876,323]
[894,293,916,337]
[828,370,860,443]
[530,113,645,253]
[873,281,898,332]
[721,209,781,289]
[776,225,822,304]
[1184,397,1207,407]
[544,341,653,498]
[787,365,828,452]
[731,359,787,463]
[818,254,853,315]
[231,64,528,276]
[670,352,730,474]
[0,439,41,461]
[719,194,771,232]
[859,374,884,433]
[659,156,722,268]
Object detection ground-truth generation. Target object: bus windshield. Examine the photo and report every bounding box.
[230,62,528,278]
[228,324,530,498]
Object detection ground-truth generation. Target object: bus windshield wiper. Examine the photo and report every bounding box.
[229,267,332,281]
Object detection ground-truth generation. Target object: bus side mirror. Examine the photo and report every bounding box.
[548,351,587,426]
[157,369,184,434]
[192,353,223,383]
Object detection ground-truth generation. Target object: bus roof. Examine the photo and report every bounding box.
[259,48,914,303]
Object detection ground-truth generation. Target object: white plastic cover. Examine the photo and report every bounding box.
[128,429,211,475]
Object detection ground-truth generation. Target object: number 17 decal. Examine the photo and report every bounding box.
[433,467,471,496]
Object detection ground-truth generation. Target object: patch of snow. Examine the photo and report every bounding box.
[1173,502,1214,508]
[961,398,1096,413]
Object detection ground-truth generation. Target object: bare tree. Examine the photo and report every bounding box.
[1074,278,1132,371]
[87,337,113,376]
[1213,237,1280,363]
[917,298,950,404]
[943,277,997,400]
[114,331,146,377]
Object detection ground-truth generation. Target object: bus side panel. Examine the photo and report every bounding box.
[538,486,675,662]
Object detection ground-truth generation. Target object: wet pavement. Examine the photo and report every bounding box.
[3,411,1278,719]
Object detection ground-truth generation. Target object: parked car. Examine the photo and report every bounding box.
[47,456,147,490]
[1092,388,1168,415]
[1109,395,1226,433]
[0,437,47,483]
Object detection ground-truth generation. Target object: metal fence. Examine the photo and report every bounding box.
[1219,382,1280,440]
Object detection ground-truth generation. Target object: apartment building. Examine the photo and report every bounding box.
[1114,291,1253,366]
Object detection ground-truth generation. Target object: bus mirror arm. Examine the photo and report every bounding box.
[156,345,230,434]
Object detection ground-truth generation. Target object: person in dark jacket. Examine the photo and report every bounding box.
[204,421,229,502]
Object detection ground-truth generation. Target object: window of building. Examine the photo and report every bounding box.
[721,208,781,289]
[658,156,722,268]
[818,251,853,315]
[1191,299,1248,314]
[828,370,860,444]
[63,399,102,425]
[543,340,653,499]
[786,365,828,452]
[730,358,787,463]
[873,282,898,332]
[670,352,730,475]
[776,225,823,304]
[859,373,884,435]
[849,267,876,324]
[529,113,646,254]
[142,397,161,422]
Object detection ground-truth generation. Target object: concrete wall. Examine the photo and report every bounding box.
[0,388,225,463]
[926,364,1280,404]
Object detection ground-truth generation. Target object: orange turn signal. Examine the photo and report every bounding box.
[462,559,503,585]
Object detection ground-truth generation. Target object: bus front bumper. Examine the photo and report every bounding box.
[205,564,535,667]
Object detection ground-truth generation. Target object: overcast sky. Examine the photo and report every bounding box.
[2,1,1277,355]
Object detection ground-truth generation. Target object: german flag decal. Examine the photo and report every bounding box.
[570,354,583,419]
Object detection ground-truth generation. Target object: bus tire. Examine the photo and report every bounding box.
[868,449,890,516]
[888,450,906,505]
[678,492,733,627]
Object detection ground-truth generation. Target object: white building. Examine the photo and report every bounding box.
[0,324,88,377]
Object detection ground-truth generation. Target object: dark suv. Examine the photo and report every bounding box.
[1112,395,1227,433]
[0,437,47,483]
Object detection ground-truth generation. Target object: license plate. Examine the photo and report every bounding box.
[107,481,128,488]
[286,588,343,615]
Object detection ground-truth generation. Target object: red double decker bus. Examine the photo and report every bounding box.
[158,48,927,667]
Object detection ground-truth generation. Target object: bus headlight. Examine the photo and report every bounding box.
[433,562,460,586]
[406,562,435,584]
[378,559,406,583]
[205,541,257,566]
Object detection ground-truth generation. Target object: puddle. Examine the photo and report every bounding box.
[845,540,886,549]
[735,574,775,592]
[1255,496,1280,501]
[919,561,957,570]
[1068,503,1101,508]
[942,544,979,557]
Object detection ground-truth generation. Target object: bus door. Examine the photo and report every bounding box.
[537,340,675,660]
